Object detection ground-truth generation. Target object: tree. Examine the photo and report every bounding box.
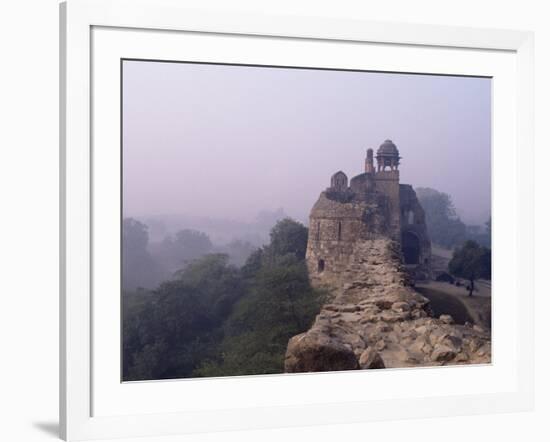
[123,218,149,251]
[219,239,256,267]
[416,187,467,248]
[122,218,161,290]
[265,217,309,260]
[194,257,323,377]
[122,253,244,380]
[122,217,324,381]
[192,219,323,378]
[239,217,309,277]
[158,229,213,273]
[173,253,244,319]
[255,208,288,229]
[448,240,491,296]
[240,248,264,279]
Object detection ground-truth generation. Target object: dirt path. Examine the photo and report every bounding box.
[415,281,491,329]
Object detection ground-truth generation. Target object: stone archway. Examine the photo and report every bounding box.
[401,231,420,264]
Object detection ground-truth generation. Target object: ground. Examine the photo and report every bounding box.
[415,281,491,329]
[417,245,491,329]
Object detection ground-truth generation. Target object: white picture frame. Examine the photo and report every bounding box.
[60,0,534,440]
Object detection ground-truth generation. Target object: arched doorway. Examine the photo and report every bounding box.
[401,231,420,264]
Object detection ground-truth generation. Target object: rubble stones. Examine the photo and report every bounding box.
[285,332,360,373]
[431,344,457,362]
[359,348,386,369]
[284,239,491,372]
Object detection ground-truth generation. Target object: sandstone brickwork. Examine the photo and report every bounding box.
[307,141,431,288]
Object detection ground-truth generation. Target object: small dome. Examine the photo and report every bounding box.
[377,139,399,156]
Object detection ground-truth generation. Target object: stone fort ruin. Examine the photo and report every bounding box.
[284,140,491,372]
[306,139,431,290]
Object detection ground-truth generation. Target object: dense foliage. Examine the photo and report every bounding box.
[122,218,324,381]
[448,240,491,296]
[158,229,213,273]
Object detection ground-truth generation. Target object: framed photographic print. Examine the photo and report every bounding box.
[60,0,534,440]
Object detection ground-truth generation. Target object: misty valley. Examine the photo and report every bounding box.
[122,216,325,380]
[122,187,491,381]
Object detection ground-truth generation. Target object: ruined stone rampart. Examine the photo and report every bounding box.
[285,142,489,372]
[285,239,491,372]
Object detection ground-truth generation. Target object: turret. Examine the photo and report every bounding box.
[376,139,401,171]
[365,148,375,173]
[330,171,348,190]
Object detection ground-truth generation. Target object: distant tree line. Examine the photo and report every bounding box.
[416,187,491,249]
[122,219,257,291]
[122,218,325,381]
[122,218,163,290]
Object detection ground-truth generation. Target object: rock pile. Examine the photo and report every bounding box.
[285,239,491,372]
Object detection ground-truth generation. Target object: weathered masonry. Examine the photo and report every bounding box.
[286,144,491,372]
[306,140,431,290]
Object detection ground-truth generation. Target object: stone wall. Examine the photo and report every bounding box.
[306,190,392,292]
[308,163,431,283]
[286,147,489,372]
[399,184,432,279]
[285,239,491,372]
[372,170,401,240]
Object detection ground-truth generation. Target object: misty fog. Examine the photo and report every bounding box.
[121,60,493,379]
[122,60,491,289]
[122,60,491,228]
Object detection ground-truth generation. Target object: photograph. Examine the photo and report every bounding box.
[1,0,543,440]
[121,60,492,381]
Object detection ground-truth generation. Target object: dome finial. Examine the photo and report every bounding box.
[376,139,401,172]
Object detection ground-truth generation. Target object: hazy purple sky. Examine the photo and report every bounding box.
[122,60,491,225]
